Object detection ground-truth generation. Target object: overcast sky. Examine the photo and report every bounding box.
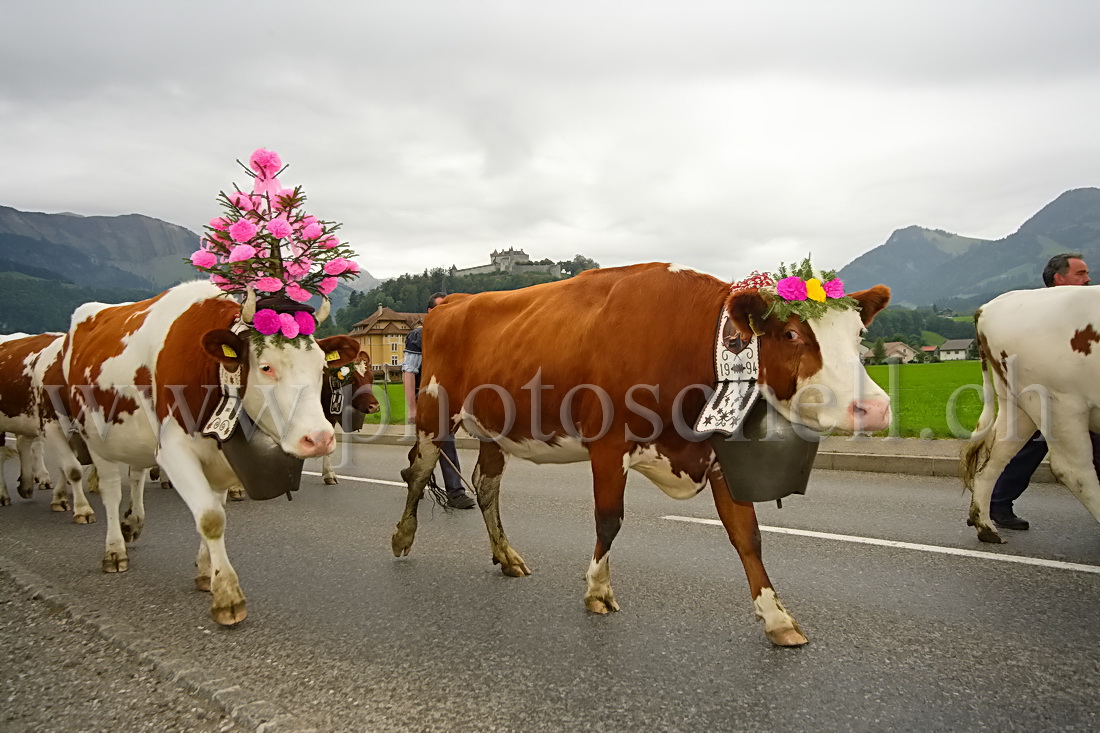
[2,1,1099,281]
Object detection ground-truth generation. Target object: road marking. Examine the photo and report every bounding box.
[302,470,405,487]
[663,515,1100,575]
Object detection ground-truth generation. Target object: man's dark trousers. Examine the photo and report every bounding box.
[991,430,1100,512]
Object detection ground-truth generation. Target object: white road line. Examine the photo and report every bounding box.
[302,471,405,487]
[662,515,1100,575]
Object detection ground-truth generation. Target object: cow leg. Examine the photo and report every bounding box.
[321,453,338,485]
[968,408,1036,544]
[1046,421,1100,523]
[157,434,246,626]
[28,437,52,494]
[0,445,16,506]
[15,435,38,499]
[584,446,627,614]
[710,470,807,647]
[42,423,93,519]
[391,435,440,557]
[473,441,529,577]
[121,467,147,542]
[88,456,128,573]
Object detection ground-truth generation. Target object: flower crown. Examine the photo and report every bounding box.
[730,256,858,322]
[189,148,362,341]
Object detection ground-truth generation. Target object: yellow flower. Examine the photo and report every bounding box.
[805,278,826,302]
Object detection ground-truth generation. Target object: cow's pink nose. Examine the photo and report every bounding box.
[299,429,335,457]
[849,399,890,432]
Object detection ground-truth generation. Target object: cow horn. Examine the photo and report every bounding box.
[241,286,257,324]
[316,296,331,324]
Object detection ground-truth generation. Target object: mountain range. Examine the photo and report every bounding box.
[0,206,382,332]
[2,187,1099,333]
[838,187,1100,308]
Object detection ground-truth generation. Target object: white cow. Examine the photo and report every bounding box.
[61,281,359,624]
[962,286,1100,542]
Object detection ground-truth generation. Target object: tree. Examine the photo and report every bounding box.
[871,338,887,365]
[558,254,600,278]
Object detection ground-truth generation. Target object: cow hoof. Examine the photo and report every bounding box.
[50,500,70,512]
[766,625,809,647]
[195,575,212,592]
[323,476,338,485]
[391,519,418,557]
[102,553,129,573]
[73,512,96,525]
[977,527,1005,544]
[160,482,172,490]
[17,485,33,500]
[38,482,53,492]
[492,548,531,577]
[121,520,143,543]
[211,601,247,626]
[0,495,10,507]
[584,596,621,614]
[227,488,245,501]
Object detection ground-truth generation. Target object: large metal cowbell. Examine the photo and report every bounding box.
[697,305,819,503]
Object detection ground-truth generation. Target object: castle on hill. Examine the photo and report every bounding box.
[450,248,560,278]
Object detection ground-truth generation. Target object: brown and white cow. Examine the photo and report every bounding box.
[0,332,93,515]
[392,262,890,646]
[60,280,359,624]
[962,286,1100,542]
[319,354,380,485]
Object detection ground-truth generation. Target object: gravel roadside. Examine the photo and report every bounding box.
[0,573,244,733]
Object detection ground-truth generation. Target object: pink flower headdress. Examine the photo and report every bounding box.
[732,256,857,322]
[189,148,363,341]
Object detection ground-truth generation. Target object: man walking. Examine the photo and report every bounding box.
[402,292,477,509]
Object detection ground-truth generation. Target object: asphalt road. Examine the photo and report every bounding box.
[1,442,1099,732]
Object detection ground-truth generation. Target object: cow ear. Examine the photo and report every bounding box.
[726,290,769,339]
[317,335,360,368]
[850,285,891,325]
[202,329,246,366]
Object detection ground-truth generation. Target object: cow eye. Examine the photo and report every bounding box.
[259,364,276,377]
[783,329,802,343]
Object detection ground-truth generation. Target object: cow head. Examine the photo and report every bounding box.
[347,352,381,414]
[727,285,891,433]
[202,329,360,458]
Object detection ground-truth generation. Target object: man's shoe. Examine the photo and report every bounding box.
[991,511,1029,530]
[447,492,477,510]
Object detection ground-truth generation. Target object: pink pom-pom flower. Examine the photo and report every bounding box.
[323,258,351,276]
[776,276,808,301]
[252,309,282,336]
[285,284,312,303]
[229,219,257,243]
[285,258,311,279]
[267,215,292,239]
[190,250,217,269]
[278,312,300,339]
[249,148,283,176]
[228,244,257,262]
[209,217,230,231]
[302,222,324,240]
[293,311,316,336]
[822,278,845,298]
[254,276,284,293]
[320,236,339,249]
[318,276,338,295]
[228,192,254,211]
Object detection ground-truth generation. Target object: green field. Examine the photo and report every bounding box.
[364,383,407,425]
[363,363,986,439]
[865,361,984,438]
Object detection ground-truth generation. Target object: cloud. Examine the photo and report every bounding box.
[2,1,1099,280]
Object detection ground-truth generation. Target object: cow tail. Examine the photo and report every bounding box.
[960,322,995,491]
[86,466,100,495]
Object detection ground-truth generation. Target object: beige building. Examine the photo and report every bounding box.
[346,305,425,380]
